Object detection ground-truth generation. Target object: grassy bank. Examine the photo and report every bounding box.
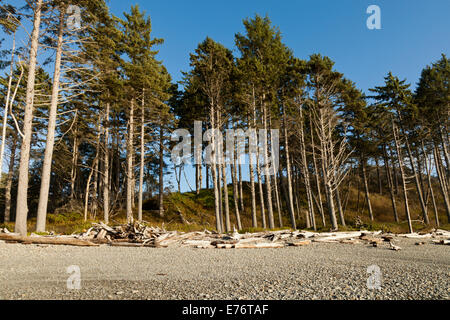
[1,185,449,235]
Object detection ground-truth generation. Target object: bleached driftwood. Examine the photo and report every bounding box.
[313,232,366,243]
[0,234,98,247]
[234,242,286,249]
[432,239,450,245]
[287,240,312,247]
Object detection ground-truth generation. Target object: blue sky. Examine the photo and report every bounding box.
[106,0,450,92]
[2,0,450,192]
[108,0,449,192]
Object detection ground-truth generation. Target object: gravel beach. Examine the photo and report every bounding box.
[0,238,449,300]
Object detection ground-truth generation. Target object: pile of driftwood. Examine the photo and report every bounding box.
[1,223,449,249]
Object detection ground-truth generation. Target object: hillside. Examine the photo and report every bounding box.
[2,182,448,235]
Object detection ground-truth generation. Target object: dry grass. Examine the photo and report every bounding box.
[1,185,449,235]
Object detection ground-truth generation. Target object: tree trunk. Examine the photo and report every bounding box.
[238,162,244,213]
[438,126,449,184]
[422,142,439,227]
[231,159,242,230]
[269,113,282,228]
[15,0,43,235]
[103,103,110,224]
[0,33,16,179]
[383,144,399,223]
[403,131,430,224]
[4,134,17,223]
[317,109,339,231]
[138,91,145,222]
[221,163,231,232]
[298,107,315,230]
[209,106,221,233]
[335,187,345,227]
[361,158,374,221]
[434,143,450,223]
[36,5,66,232]
[273,174,283,228]
[256,159,266,229]
[249,147,258,228]
[310,114,326,227]
[70,132,79,200]
[159,124,165,218]
[262,100,274,229]
[84,158,97,222]
[283,109,296,229]
[126,100,135,223]
[376,157,382,195]
[393,122,413,233]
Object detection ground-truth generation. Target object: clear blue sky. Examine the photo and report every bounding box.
[3,0,450,192]
[107,0,450,92]
[107,0,449,192]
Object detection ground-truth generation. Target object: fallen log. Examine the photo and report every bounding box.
[340,239,361,245]
[287,240,312,247]
[0,234,99,247]
[432,239,450,245]
[216,244,234,249]
[360,236,384,244]
[397,233,432,239]
[390,243,402,251]
[313,232,366,243]
[235,242,285,249]
[211,239,239,246]
[183,240,213,247]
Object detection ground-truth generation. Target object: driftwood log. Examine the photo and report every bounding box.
[2,223,448,250]
[0,234,98,247]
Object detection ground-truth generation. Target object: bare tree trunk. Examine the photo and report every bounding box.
[205,165,209,190]
[262,100,274,229]
[103,103,110,224]
[217,163,224,229]
[70,132,79,200]
[256,159,266,229]
[126,100,134,223]
[335,187,345,227]
[15,0,43,235]
[4,134,17,223]
[238,162,244,213]
[91,130,100,218]
[310,114,325,227]
[283,109,296,229]
[361,158,374,221]
[269,113,282,228]
[0,33,16,179]
[376,157,382,195]
[438,126,449,183]
[36,5,66,232]
[221,163,231,232]
[393,122,413,233]
[298,107,316,230]
[159,124,165,218]
[231,158,242,230]
[84,158,97,222]
[434,143,450,223]
[404,133,430,224]
[421,142,439,227]
[174,165,181,193]
[209,106,221,233]
[392,152,399,195]
[383,144,399,223]
[249,149,257,228]
[317,109,339,231]
[273,174,283,228]
[138,92,145,222]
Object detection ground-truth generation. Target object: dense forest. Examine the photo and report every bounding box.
[0,0,448,236]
